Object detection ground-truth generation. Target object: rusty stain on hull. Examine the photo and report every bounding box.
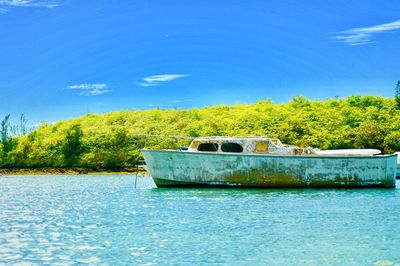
[142,150,397,188]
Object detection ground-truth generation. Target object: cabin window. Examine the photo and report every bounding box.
[255,141,268,153]
[197,143,219,152]
[221,143,243,153]
[190,140,201,150]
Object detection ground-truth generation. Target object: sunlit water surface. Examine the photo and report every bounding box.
[0,175,399,265]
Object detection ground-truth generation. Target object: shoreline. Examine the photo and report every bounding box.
[0,168,147,175]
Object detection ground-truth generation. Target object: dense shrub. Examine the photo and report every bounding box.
[1,95,399,168]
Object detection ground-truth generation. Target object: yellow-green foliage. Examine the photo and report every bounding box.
[2,95,400,169]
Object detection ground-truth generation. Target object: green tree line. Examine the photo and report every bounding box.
[1,95,400,169]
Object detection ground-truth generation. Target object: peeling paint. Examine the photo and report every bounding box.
[142,137,397,188]
[142,150,397,188]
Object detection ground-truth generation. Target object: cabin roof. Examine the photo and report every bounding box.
[193,136,273,141]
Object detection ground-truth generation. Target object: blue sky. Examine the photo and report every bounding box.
[0,0,399,125]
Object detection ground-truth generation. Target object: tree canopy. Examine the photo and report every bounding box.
[1,95,399,169]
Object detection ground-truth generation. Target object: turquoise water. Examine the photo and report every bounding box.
[0,175,399,265]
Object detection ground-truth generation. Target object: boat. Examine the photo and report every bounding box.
[141,137,398,188]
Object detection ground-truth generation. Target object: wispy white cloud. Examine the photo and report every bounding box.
[67,84,107,90]
[332,19,400,46]
[143,74,189,83]
[137,74,189,87]
[67,83,111,96]
[167,99,193,103]
[0,0,58,13]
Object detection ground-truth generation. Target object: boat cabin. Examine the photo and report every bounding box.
[186,137,383,157]
[187,137,310,155]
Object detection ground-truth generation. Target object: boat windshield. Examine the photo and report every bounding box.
[221,143,243,153]
[197,143,218,152]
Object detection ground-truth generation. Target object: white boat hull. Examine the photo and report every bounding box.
[142,150,397,188]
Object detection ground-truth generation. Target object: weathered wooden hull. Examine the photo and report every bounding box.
[141,150,397,188]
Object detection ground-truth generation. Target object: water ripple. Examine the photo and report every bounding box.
[0,175,399,265]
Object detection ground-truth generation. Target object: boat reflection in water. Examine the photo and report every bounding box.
[141,137,397,188]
